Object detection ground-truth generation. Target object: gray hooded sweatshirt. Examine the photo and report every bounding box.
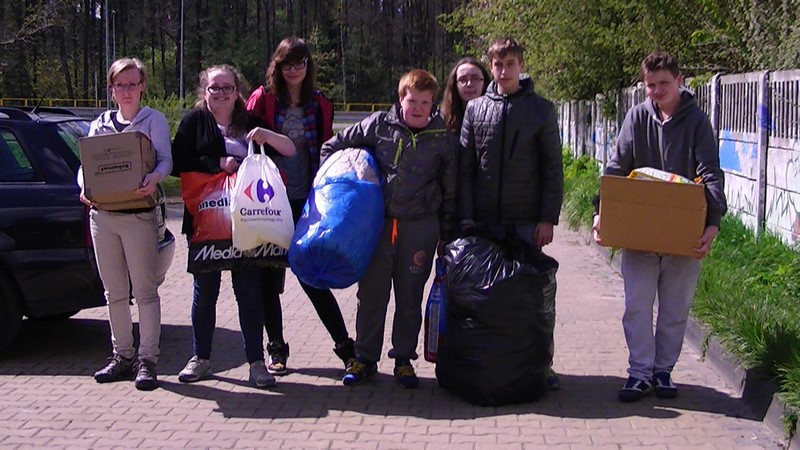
[78,106,173,188]
[605,89,727,227]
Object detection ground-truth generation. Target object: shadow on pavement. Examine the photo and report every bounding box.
[159,372,762,422]
[0,318,250,377]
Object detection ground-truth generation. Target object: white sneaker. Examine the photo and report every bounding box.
[178,356,211,383]
[249,361,277,388]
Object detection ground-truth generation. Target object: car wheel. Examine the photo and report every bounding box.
[0,274,24,354]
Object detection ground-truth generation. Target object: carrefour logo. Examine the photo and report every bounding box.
[244,179,274,203]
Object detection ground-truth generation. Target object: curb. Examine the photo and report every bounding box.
[580,226,797,449]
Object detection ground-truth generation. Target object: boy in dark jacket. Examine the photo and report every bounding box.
[593,52,727,402]
[458,38,564,389]
[321,69,457,389]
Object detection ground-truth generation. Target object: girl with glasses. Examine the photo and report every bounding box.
[246,37,356,377]
[440,57,490,134]
[77,58,172,391]
[171,64,295,388]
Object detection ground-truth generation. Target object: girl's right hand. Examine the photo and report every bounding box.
[220,156,240,174]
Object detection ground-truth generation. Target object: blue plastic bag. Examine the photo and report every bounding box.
[424,257,447,363]
[289,148,384,289]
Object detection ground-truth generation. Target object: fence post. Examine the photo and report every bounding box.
[709,73,721,141]
[755,70,771,235]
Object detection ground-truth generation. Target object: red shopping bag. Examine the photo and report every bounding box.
[180,171,288,273]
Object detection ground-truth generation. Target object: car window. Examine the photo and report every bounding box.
[0,129,39,182]
[56,120,91,160]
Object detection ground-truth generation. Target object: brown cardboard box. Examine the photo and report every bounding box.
[79,131,157,211]
[599,175,707,257]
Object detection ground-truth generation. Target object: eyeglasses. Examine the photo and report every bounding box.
[281,58,308,72]
[111,82,142,92]
[456,76,484,86]
[207,85,236,95]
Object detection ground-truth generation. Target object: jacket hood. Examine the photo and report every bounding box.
[644,88,698,124]
[485,77,535,101]
[387,102,447,131]
[95,106,159,130]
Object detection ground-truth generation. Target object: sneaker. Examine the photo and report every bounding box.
[93,354,134,383]
[134,359,158,391]
[342,357,378,386]
[266,341,289,376]
[333,338,356,368]
[178,356,211,383]
[545,368,562,391]
[249,361,277,388]
[394,360,419,389]
[618,376,652,402]
[652,372,678,399]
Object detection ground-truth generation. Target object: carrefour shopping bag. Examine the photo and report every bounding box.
[181,170,288,273]
[230,142,294,251]
[289,148,383,289]
[424,256,447,363]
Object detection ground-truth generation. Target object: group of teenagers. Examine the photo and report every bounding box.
[79,34,727,404]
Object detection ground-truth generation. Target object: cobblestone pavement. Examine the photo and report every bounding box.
[0,204,783,449]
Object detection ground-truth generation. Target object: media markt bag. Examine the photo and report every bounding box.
[181,171,288,273]
[230,142,294,251]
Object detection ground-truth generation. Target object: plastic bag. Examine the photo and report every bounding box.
[436,229,558,406]
[181,170,288,273]
[289,148,384,289]
[424,256,447,363]
[230,142,294,251]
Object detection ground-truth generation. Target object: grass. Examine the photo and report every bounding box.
[162,175,181,198]
[561,149,800,420]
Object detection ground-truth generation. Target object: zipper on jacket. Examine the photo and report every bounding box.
[498,96,509,221]
[508,130,520,160]
[394,138,404,166]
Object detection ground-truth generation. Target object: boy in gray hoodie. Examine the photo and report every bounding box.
[593,52,727,402]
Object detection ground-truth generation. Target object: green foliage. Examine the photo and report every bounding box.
[142,95,190,137]
[561,149,600,229]
[693,214,800,411]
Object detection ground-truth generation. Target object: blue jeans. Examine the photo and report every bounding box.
[192,269,265,363]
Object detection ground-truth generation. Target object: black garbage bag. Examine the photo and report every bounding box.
[436,230,558,406]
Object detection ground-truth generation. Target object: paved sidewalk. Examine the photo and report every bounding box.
[0,204,783,449]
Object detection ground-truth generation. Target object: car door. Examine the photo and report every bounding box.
[0,121,104,317]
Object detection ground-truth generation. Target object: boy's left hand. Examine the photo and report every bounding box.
[533,222,554,248]
[694,225,719,259]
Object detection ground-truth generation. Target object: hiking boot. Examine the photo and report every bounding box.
[652,372,678,399]
[546,368,562,391]
[249,361,277,388]
[333,338,356,367]
[618,376,652,402]
[266,341,289,376]
[178,356,211,383]
[394,359,419,389]
[134,359,158,391]
[93,354,134,383]
[342,357,378,386]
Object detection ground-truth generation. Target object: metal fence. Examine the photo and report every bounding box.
[558,69,800,243]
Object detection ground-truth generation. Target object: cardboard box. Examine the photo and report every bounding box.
[599,175,707,257]
[79,131,157,211]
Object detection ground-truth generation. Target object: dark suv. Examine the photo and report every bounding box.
[0,106,174,353]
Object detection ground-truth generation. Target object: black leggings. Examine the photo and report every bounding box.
[261,198,350,345]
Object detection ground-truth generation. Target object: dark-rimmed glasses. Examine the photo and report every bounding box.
[281,58,308,72]
[207,85,236,95]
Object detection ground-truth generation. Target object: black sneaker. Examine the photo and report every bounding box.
[652,372,678,399]
[93,354,134,383]
[266,341,289,376]
[394,359,419,389]
[333,338,356,368]
[618,376,652,402]
[134,359,158,391]
[342,357,378,386]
